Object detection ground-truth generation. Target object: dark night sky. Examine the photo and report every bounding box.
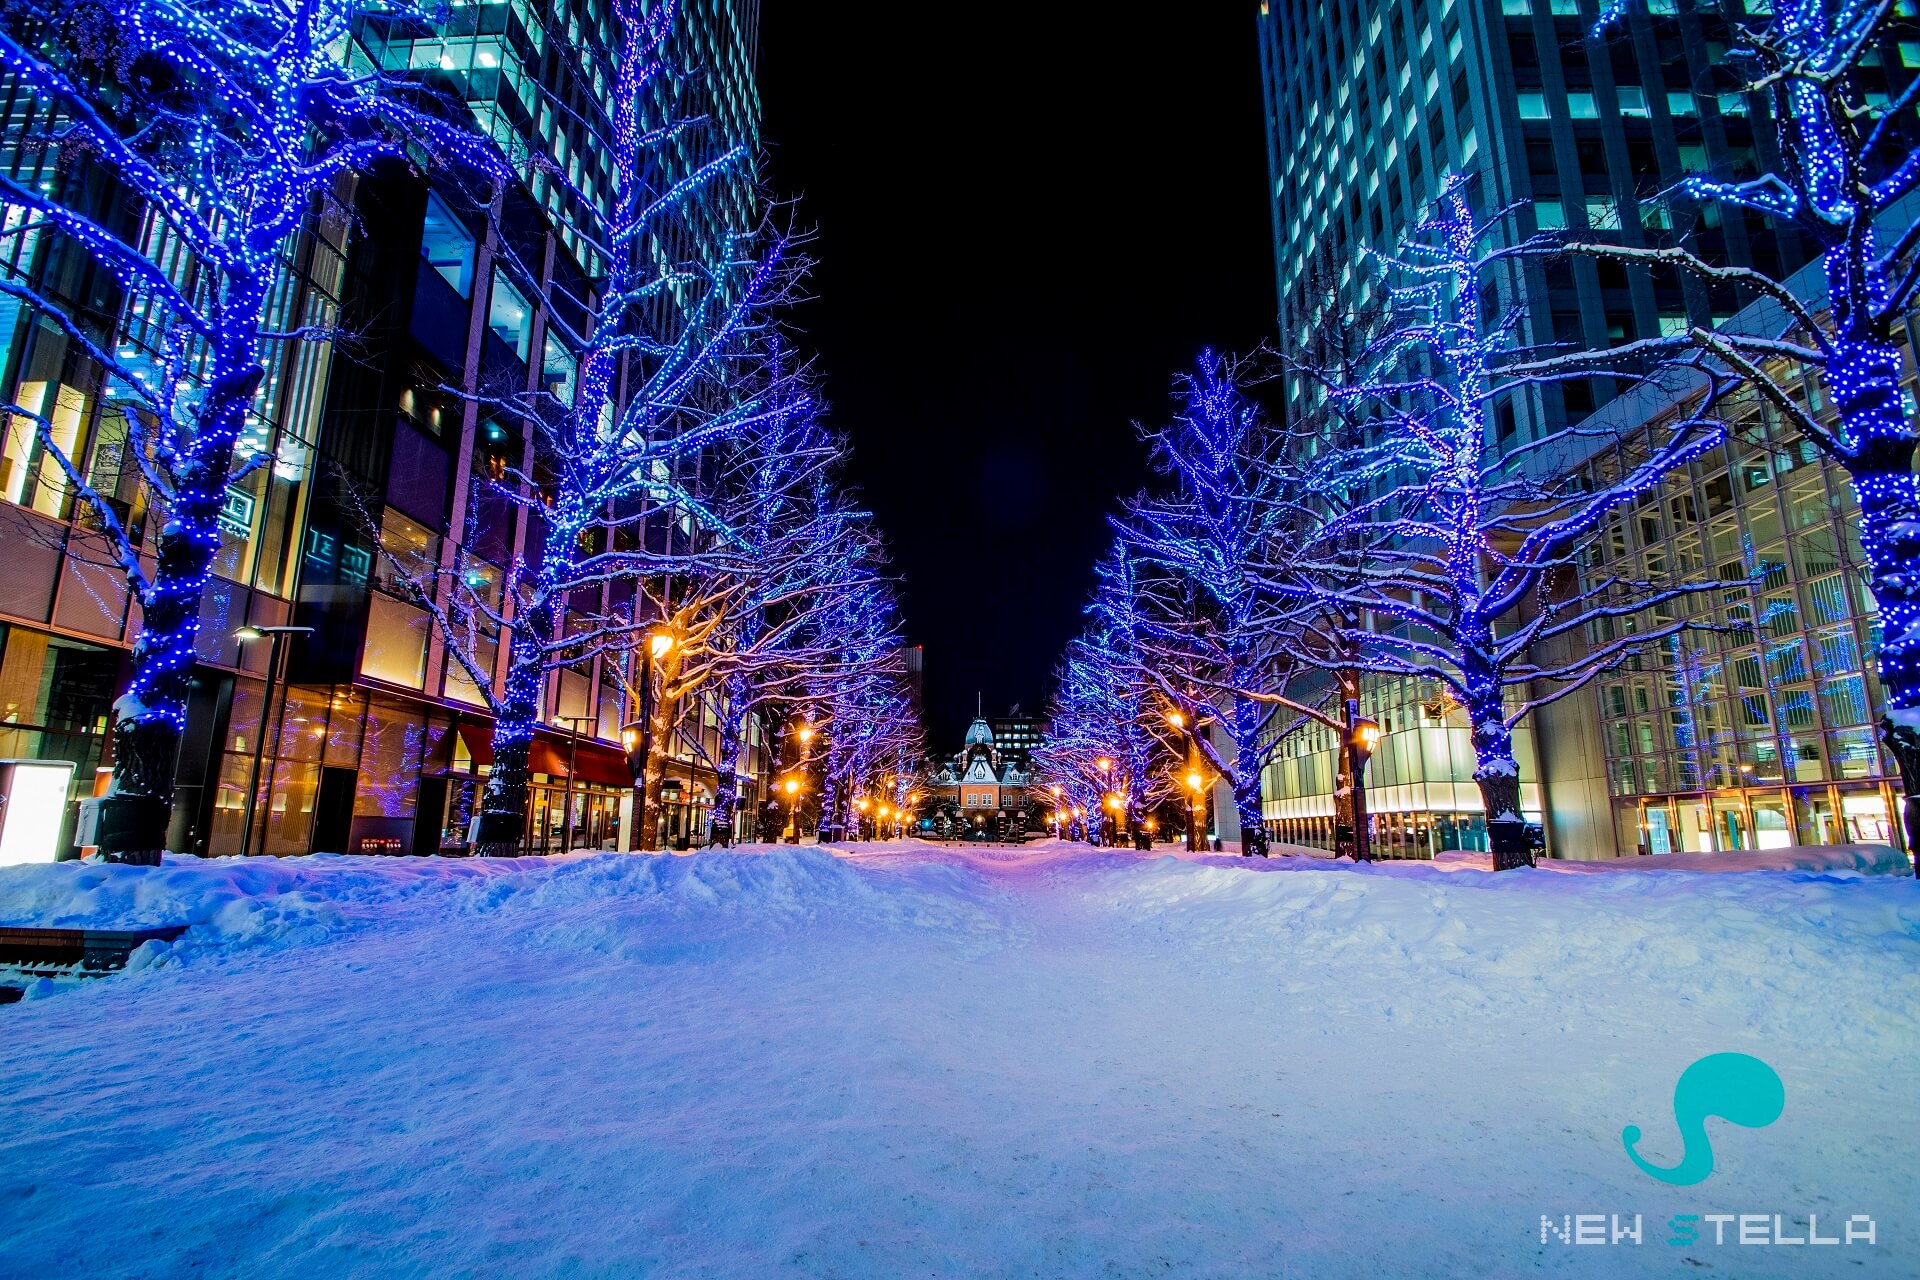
[757,6,1276,749]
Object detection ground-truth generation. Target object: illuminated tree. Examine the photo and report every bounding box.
[0,0,506,860]
[1034,541,1164,848]
[1119,352,1305,857]
[648,380,891,848]
[394,0,797,856]
[807,576,916,844]
[1310,176,1730,869]
[1571,0,1920,861]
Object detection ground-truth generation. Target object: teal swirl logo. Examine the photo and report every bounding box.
[1623,1053,1785,1186]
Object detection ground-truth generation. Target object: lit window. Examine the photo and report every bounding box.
[1667,91,1697,115]
[1567,92,1598,118]
[420,192,476,299]
[487,270,534,362]
[542,331,577,407]
[1617,86,1648,117]
[1518,92,1548,119]
[1534,200,1566,230]
[1718,93,1748,116]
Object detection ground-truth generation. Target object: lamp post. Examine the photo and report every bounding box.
[854,795,869,841]
[781,775,803,843]
[234,624,313,857]
[1347,717,1381,862]
[1184,770,1205,853]
[621,629,675,852]
[556,714,595,853]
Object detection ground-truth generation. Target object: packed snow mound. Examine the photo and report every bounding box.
[1071,850,1920,1047]
[0,846,1005,964]
[1,838,1916,1277]
[1547,842,1911,875]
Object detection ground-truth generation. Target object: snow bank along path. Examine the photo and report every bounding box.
[1,840,1916,1278]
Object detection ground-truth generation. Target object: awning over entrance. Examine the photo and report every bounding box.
[456,721,494,769]
[448,722,633,786]
[529,732,634,787]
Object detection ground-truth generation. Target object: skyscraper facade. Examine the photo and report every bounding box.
[1255,0,1918,857]
[0,0,770,857]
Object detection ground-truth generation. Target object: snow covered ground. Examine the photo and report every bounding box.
[1,840,1916,1278]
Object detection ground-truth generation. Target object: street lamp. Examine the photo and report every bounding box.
[620,628,677,852]
[1184,770,1206,853]
[234,624,313,857]
[1348,718,1381,862]
[1166,711,1184,731]
[781,775,802,843]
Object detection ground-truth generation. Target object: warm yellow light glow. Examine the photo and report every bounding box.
[1105,795,1122,811]
[648,631,674,659]
[855,797,869,812]
[1186,772,1204,792]
[878,805,891,819]
[907,792,918,805]
[1095,757,1112,771]
[1166,711,1184,730]
[799,725,815,743]
[621,726,640,752]
[1050,784,1062,796]
[782,776,800,797]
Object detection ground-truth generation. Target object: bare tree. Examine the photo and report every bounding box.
[1562,0,1920,859]
[0,0,506,859]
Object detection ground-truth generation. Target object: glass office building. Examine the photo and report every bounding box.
[1256,0,1917,857]
[0,0,770,856]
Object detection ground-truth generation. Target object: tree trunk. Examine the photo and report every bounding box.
[1832,331,1920,872]
[475,612,546,857]
[98,356,265,864]
[1459,646,1531,870]
[817,771,840,844]
[707,693,747,848]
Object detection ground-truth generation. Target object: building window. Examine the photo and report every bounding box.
[542,331,577,407]
[420,192,476,299]
[487,269,534,362]
[1518,92,1549,119]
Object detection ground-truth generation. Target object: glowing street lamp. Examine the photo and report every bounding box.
[1166,711,1185,731]
[624,628,677,852]
[1347,718,1382,862]
[1184,770,1206,852]
[781,775,803,844]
